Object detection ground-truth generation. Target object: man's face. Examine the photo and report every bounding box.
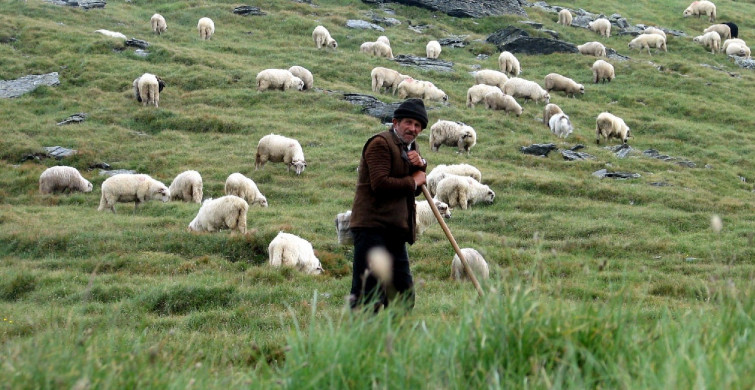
[393,118,424,144]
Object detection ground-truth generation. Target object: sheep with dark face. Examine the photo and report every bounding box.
[312,25,337,49]
[132,73,166,107]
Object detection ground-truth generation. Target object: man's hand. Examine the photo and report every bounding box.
[407,150,425,168]
[411,170,426,189]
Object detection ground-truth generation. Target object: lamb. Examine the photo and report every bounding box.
[377,36,390,46]
[578,41,607,57]
[255,133,307,175]
[704,24,731,40]
[150,14,167,35]
[371,67,410,95]
[643,27,667,41]
[474,69,509,90]
[549,113,573,139]
[168,170,203,203]
[224,172,268,207]
[434,175,495,210]
[426,163,482,196]
[628,34,667,55]
[39,166,93,195]
[360,41,376,54]
[188,195,248,234]
[693,31,721,54]
[97,174,170,213]
[722,38,747,52]
[466,84,502,108]
[288,66,313,91]
[498,51,521,76]
[544,73,584,98]
[94,29,127,40]
[483,90,522,117]
[558,9,573,26]
[502,77,550,104]
[725,42,751,58]
[268,232,323,275]
[312,25,337,49]
[415,200,451,236]
[452,248,489,281]
[256,69,304,92]
[429,120,477,155]
[722,22,738,38]
[426,40,441,59]
[595,112,631,144]
[133,73,164,107]
[588,18,612,38]
[592,60,615,83]
[396,78,448,101]
[197,17,214,40]
[369,41,394,59]
[542,103,563,127]
[683,1,716,22]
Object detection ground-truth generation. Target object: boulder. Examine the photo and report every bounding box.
[486,27,529,47]
[392,54,453,72]
[592,169,641,179]
[500,37,578,55]
[561,145,595,161]
[371,16,401,26]
[45,0,106,9]
[343,93,402,124]
[125,38,149,49]
[362,0,527,18]
[57,113,87,126]
[520,143,557,157]
[346,20,385,31]
[232,6,266,16]
[0,72,60,99]
[437,35,468,48]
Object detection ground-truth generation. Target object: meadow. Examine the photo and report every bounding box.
[0,0,753,388]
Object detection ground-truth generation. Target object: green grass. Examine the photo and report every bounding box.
[1,0,754,388]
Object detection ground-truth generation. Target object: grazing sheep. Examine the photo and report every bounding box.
[415,200,451,235]
[335,210,353,245]
[255,133,307,175]
[549,113,573,139]
[360,41,376,54]
[188,195,248,234]
[371,67,410,95]
[592,60,615,83]
[704,24,731,40]
[434,175,495,210]
[133,73,164,107]
[502,77,550,104]
[466,84,502,108]
[722,38,747,52]
[483,90,522,116]
[542,103,564,127]
[474,69,509,90]
[312,25,337,49]
[168,170,203,203]
[427,163,482,196]
[498,51,521,76]
[588,18,612,38]
[268,232,323,275]
[595,112,631,144]
[643,27,667,40]
[429,120,477,155]
[693,31,721,53]
[197,17,214,40]
[39,166,93,195]
[132,74,165,104]
[452,248,489,281]
[396,78,448,101]
[426,40,441,59]
[94,29,127,40]
[722,22,738,38]
[725,42,751,58]
[377,35,390,46]
[558,9,573,26]
[224,172,268,207]
[288,66,313,90]
[683,0,716,22]
[256,69,304,92]
[544,73,584,98]
[97,174,169,213]
[370,41,394,59]
[578,41,607,57]
[628,34,667,55]
[150,14,167,35]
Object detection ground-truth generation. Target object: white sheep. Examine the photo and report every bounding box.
[577,41,606,57]
[558,9,573,26]
[693,31,721,53]
[628,34,667,55]
[722,38,747,53]
[39,166,93,195]
[150,14,167,35]
[415,199,451,236]
[588,18,611,38]
[542,103,563,127]
[683,1,716,22]
[704,24,731,40]
[426,40,441,59]
[370,41,394,59]
[168,170,203,203]
[466,84,502,108]
[592,59,615,83]
[97,174,169,213]
[371,67,410,95]
[197,17,215,40]
[133,73,164,107]
[268,232,323,275]
[377,35,390,46]
[427,164,482,196]
[549,113,573,139]
[188,195,248,234]
[396,78,448,101]
[429,120,477,155]
[452,248,490,281]
[643,27,667,40]
[256,69,304,92]
[725,42,751,58]
[498,51,521,76]
[502,77,550,104]
[335,210,353,245]
[474,69,509,90]
[312,25,337,49]
[288,66,313,91]
[595,112,631,144]
[224,172,268,207]
[544,73,584,98]
[360,41,376,54]
[434,175,495,210]
[483,90,522,116]
[255,133,307,175]
[94,29,127,40]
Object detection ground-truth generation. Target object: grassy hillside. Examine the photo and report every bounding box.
[1,0,753,388]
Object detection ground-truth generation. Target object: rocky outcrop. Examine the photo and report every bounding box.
[0,72,60,99]
[487,27,577,55]
[232,6,266,16]
[343,93,402,124]
[45,0,105,9]
[592,169,641,179]
[57,113,87,126]
[520,143,558,157]
[392,54,454,72]
[346,20,385,31]
[362,0,527,18]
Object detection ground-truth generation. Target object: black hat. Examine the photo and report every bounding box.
[393,98,428,129]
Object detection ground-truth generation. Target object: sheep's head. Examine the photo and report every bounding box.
[683,8,693,17]
[255,195,269,208]
[84,180,93,193]
[328,39,338,49]
[484,188,496,204]
[434,200,452,219]
[578,85,585,94]
[291,160,307,175]
[543,92,551,104]
[693,36,702,43]
[155,186,170,202]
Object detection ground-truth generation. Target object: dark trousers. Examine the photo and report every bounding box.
[350,228,415,312]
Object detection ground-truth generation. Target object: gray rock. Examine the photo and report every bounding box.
[57,113,87,126]
[561,149,595,161]
[476,54,490,61]
[643,149,696,168]
[343,93,402,124]
[346,20,385,31]
[89,162,111,170]
[407,24,432,33]
[609,144,633,158]
[362,0,527,18]
[0,72,60,99]
[519,21,543,29]
[520,143,557,157]
[45,146,78,159]
[233,6,266,16]
[45,0,106,9]
[125,38,149,49]
[650,182,671,187]
[606,48,630,61]
[134,49,149,57]
[437,35,468,48]
[592,169,641,179]
[486,27,529,47]
[501,37,578,55]
[733,56,755,69]
[100,169,137,177]
[372,16,401,26]
[540,29,559,39]
[392,54,454,72]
